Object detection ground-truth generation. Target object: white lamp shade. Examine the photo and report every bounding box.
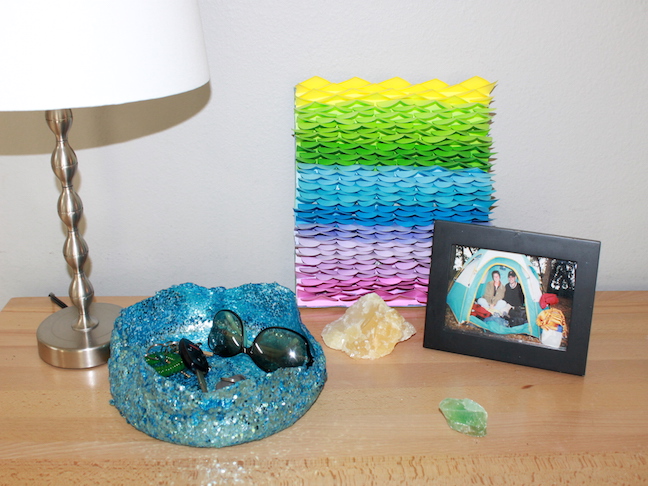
[0,0,210,111]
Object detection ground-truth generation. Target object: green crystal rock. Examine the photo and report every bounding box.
[439,398,488,437]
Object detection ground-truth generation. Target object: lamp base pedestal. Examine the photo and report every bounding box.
[37,303,122,369]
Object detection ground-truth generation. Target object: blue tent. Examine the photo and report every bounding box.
[447,249,543,337]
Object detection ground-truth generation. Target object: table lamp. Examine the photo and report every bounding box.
[0,1,210,368]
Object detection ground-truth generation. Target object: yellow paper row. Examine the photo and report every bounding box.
[296,76,496,107]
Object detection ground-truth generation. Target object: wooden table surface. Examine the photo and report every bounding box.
[0,291,646,485]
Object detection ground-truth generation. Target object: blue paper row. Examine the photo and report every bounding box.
[295,207,490,227]
[295,166,494,227]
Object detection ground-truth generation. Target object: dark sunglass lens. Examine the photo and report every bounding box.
[250,328,312,372]
[208,310,244,357]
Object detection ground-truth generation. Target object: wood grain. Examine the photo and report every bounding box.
[0,292,646,484]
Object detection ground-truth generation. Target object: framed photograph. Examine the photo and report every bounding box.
[424,220,601,375]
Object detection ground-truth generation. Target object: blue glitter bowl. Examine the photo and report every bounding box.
[108,282,327,448]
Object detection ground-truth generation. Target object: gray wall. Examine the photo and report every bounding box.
[0,0,646,307]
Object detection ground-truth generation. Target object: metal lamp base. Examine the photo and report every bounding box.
[37,109,121,369]
[37,303,122,369]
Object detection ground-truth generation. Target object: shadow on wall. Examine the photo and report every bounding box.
[0,83,211,156]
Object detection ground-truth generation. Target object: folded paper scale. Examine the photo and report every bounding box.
[294,77,497,307]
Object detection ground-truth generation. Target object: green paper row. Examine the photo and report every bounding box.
[295,120,492,134]
[296,126,490,140]
[296,152,493,170]
[296,110,493,170]
[297,142,493,157]
[296,103,491,131]
[296,100,492,117]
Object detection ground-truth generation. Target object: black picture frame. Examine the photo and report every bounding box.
[424,220,601,375]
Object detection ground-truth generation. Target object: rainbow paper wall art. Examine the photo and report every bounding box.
[294,76,497,306]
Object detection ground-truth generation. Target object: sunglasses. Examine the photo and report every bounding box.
[208,309,314,373]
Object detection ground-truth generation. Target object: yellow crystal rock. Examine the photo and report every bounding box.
[321,293,416,359]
